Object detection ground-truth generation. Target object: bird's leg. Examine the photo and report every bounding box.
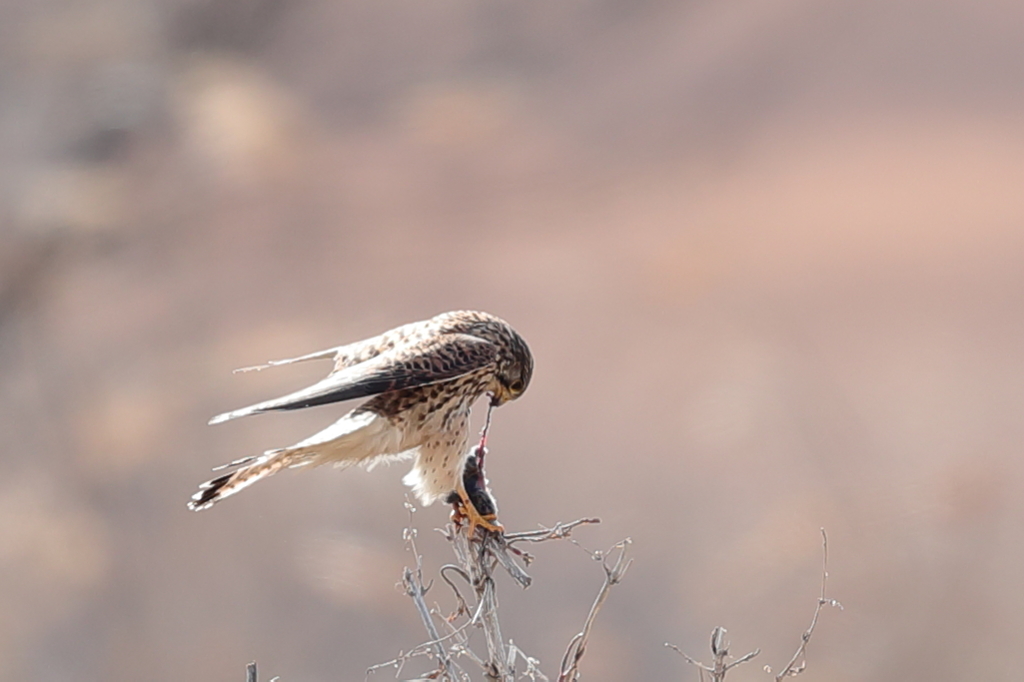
[451,476,502,535]
[449,441,502,535]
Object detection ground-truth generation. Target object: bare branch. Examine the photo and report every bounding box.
[449,526,509,680]
[368,504,466,681]
[366,598,475,679]
[373,506,612,681]
[403,566,461,681]
[504,519,602,544]
[665,643,714,673]
[557,539,632,682]
[771,528,843,681]
[245,661,280,682]
[727,649,760,669]
[665,627,759,682]
[439,564,474,621]
[476,530,533,589]
[668,530,841,682]
[506,641,549,682]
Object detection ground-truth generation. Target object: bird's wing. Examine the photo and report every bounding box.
[209,333,496,424]
[231,320,430,374]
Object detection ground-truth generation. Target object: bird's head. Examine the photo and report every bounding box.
[489,327,534,407]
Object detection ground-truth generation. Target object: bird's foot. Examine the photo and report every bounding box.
[447,448,502,536]
[450,491,503,536]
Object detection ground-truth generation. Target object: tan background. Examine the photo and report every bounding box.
[2,1,1023,680]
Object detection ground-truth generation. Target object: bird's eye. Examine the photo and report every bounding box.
[509,379,524,392]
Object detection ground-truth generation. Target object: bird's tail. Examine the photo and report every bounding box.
[188,448,308,511]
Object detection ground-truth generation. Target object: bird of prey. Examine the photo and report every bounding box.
[189,310,533,532]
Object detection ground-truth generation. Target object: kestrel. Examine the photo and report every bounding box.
[189,311,533,531]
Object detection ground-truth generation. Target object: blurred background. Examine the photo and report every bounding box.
[2,0,1023,680]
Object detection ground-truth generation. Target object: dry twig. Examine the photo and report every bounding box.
[556,539,632,682]
[666,628,759,682]
[366,505,473,681]
[245,661,280,682]
[768,529,842,681]
[667,529,841,681]
[370,507,619,682]
[403,562,462,681]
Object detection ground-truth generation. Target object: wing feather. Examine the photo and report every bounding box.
[209,333,495,424]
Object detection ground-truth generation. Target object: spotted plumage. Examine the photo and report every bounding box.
[189,311,533,511]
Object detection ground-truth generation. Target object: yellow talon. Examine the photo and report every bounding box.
[452,483,503,535]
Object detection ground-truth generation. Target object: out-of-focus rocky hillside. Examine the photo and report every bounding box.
[2,1,1023,680]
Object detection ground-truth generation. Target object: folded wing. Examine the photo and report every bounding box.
[209,333,496,424]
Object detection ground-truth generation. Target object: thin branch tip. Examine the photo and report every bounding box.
[666,531,838,682]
